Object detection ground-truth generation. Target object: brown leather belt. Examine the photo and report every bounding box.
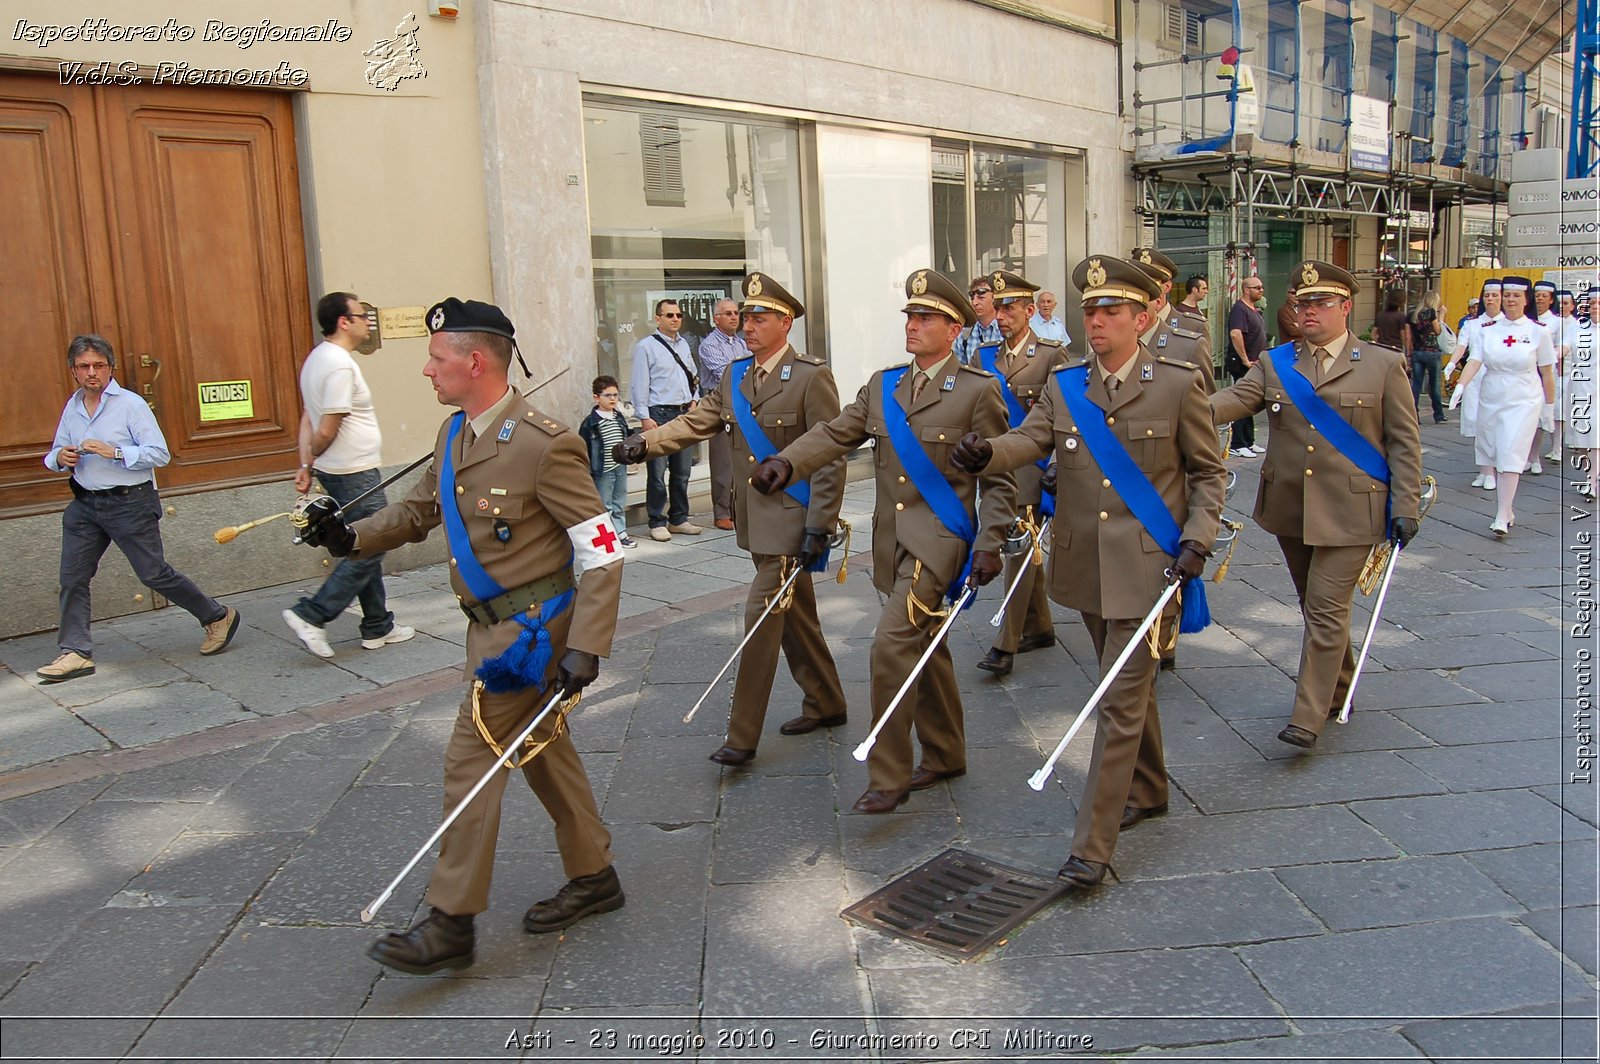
[460,570,574,625]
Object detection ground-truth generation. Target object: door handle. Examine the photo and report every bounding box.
[140,356,161,414]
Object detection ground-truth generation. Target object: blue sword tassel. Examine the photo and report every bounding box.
[475,588,577,694]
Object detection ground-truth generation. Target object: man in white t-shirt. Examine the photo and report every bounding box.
[283,292,414,657]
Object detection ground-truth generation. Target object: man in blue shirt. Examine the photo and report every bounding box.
[953,277,1005,362]
[39,335,240,682]
[696,298,748,530]
[628,299,702,541]
[1029,290,1072,345]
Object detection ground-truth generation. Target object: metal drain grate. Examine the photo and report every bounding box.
[840,848,1066,961]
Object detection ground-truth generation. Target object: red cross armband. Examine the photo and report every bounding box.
[568,513,624,571]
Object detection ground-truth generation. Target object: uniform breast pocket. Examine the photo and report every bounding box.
[472,497,523,548]
[866,419,889,467]
[919,424,962,467]
[1265,392,1290,430]
[1128,417,1172,469]
[1055,429,1088,468]
[1339,392,1379,429]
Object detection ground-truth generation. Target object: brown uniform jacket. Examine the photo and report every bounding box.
[965,331,1071,504]
[1144,304,1215,395]
[781,359,1017,596]
[351,394,623,665]
[1210,337,1423,546]
[642,345,845,556]
[988,350,1226,619]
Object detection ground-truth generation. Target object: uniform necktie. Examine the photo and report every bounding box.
[1313,346,1331,382]
[1105,375,1120,399]
[753,366,767,390]
[911,371,928,403]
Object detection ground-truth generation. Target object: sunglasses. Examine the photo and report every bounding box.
[660,312,683,319]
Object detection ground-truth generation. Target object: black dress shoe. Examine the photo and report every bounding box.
[779,711,847,736]
[976,649,1014,675]
[851,788,909,814]
[367,908,475,975]
[1277,724,1317,749]
[1056,855,1107,890]
[1120,801,1169,830]
[708,746,755,767]
[1016,632,1056,653]
[1159,655,1177,671]
[523,866,625,934]
[908,765,967,791]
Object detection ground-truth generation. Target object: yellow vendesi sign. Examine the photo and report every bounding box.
[379,306,429,339]
[197,380,254,422]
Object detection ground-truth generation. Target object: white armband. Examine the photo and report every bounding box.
[568,513,625,572]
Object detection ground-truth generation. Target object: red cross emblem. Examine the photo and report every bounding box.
[591,524,619,553]
[1503,334,1519,347]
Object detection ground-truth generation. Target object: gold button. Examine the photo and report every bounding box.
[1145,428,1154,436]
[1305,469,1313,477]
[1099,510,1109,520]
[776,419,784,425]
[1102,478,1111,488]
[1307,445,1315,453]
[938,433,946,441]
[492,507,501,515]
[1357,399,1364,406]
[1106,416,1116,426]
[748,455,756,463]
[1371,484,1378,491]
[450,557,458,566]
[1070,425,1078,432]
[898,475,907,484]
[896,502,905,511]
[456,485,464,495]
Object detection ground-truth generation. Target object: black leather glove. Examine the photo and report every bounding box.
[1167,541,1208,585]
[611,434,648,466]
[798,527,830,569]
[299,497,356,557]
[1040,462,1058,498]
[950,432,993,474]
[750,456,792,496]
[557,649,599,696]
[1390,516,1419,548]
[968,549,1002,587]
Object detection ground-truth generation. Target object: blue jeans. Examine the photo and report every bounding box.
[646,404,692,527]
[1411,350,1445,421]
[292,467,393,639]
[58,482,226,656]
[593,465,628,530]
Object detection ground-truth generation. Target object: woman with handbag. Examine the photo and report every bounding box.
[1408,291,1447,423]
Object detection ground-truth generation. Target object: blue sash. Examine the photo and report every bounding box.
[727,360,827,573]
[440,413,575,692]
[1266,342,1392,527]
[979,343,1055,517]
[882,366,974,603]
[1054,366,1210,633]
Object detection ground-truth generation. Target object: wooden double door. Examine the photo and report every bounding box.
[1,73,310,512]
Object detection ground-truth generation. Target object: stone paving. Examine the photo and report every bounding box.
[0,429,1595,1062]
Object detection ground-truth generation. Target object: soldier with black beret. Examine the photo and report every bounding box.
[300,296,627,973]
[751,269,1017,813]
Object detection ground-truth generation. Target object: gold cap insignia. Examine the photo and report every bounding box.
[911,271,929,296]
[993,273,1007,293]
[1137,249,1153,264]
[1086,259,1107,288]
[1301,263,1320,287]
[430,307,445,331]
[748,275,763,297]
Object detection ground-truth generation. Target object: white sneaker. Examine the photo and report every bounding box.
[282,609,334,658]
[1229,447,1254,458]
[1545,449,1563,462]
[1526,461,1543,476]
[1484,475,1497,491]
[1470,474,1487,488]
[1247,445,1266,457]
[362,624,416,650]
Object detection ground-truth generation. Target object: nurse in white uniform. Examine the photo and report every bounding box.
[1445,280,1502,485]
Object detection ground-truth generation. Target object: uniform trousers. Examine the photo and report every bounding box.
[725,553,846,750]
[708,429,733,523]
[866,550,967,792]
[1276,537,1365,736]
[995,551,1053,653]
[1071,607,1171,864]
[427,616,612,916]
[58,484,226,657]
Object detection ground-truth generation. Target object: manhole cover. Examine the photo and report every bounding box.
[840,848,1066,961]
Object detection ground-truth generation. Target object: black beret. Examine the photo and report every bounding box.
[426,297,515,339]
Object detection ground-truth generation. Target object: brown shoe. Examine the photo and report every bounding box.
[1016,632,1056,653]
[908,765,967,791]
[523,866,625,934]
[36,651,95,683]
[1277,724,1317,749]
[366,908,475,975]
[851,788,909,814]
[1056,855,1108,890]
[199,607,241,656]
[708,745,755,767]
[975,649,1013,675]
[714,518,735,531]
[779,711,847,736]
[1120,801,1169,830]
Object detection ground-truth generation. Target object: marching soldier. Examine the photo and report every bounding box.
[1132,247,1215,395]
[614,273,849,764]
[751,270,1016,813]
[1209,262,1422,750]
[299,298,625,974]
[966,269,1070,677]
[951,255,1226,890]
